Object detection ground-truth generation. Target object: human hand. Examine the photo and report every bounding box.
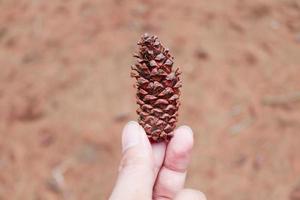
[109,121,206,200]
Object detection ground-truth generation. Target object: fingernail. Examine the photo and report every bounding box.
[122,121,141,152]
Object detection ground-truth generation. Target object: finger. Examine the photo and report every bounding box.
[109,121,154,200]
[174,189,207,200]
[152,142,167,178]
[153,126,194,200]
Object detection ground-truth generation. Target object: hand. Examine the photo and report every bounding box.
[109,121,206,200]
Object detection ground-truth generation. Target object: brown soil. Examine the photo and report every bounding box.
[0,0,300,199]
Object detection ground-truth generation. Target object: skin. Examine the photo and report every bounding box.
[109,121,207,200]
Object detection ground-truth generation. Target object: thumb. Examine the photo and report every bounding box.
[109,121,154,200]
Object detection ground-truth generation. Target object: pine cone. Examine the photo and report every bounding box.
[131,33,182,142]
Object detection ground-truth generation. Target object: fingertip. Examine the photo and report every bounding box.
[125,121,139,128]
[176,125,194,137]
[125,121,148,138]
[137,122,153,147]
[122,121,141,152]
[123,121,139,132]
[172,125,194,151]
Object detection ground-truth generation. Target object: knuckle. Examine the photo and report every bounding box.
[119,152,144,170]
[118,149,153,174]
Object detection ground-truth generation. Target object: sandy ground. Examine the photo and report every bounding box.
[0,0,300,199]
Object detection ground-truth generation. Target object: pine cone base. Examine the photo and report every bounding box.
[131,34,182,142]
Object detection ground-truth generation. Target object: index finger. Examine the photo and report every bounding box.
[152,126,194,199]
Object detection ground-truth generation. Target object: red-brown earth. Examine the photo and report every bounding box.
[0,0,300,199]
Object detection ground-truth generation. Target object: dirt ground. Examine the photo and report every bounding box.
[0,0,300,199]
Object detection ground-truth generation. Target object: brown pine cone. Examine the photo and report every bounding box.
[131,33,182,142]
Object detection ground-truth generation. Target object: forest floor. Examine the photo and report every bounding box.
[0,0,300,199]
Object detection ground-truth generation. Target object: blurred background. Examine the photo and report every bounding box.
[0,0,300,199]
